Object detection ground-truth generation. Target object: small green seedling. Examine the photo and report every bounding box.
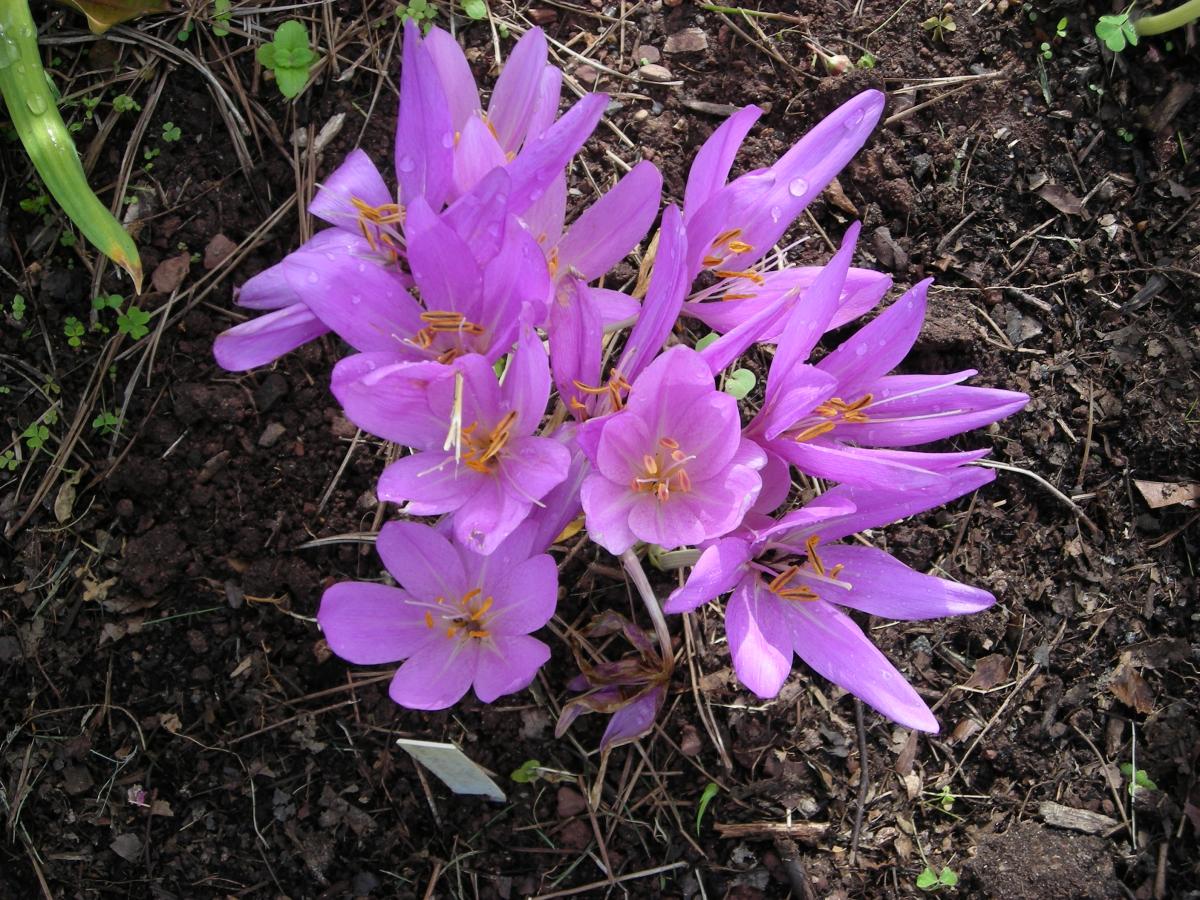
[93,293,124,312]
[0,449,18,472]
[1096,8,1138,52]
[934,785,955,812]
[1056,15,1068,37]
[92,411,121,435]
[916,866,959,891]
[462,0,488,19]
[22,421,50,452]
[113,93,141,113]
[161,121,181,142]
[257,20,317,99]
[921,14,956,41]
[20,189,50,216]
[695,782,720,835]
[1119,763,1157,795]
[1040,41,1053,58]
[118,306,152,340]
[510,759,541,783]
[857,51,878,68]
[1116,126,1136,142]
[723,368,756,400]
[63,316,85,348]
[212,0,231,36]
[396,0,439,30]
[11,294,27,321]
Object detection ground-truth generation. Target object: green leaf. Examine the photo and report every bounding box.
[463,0,488,19]
[723,368,756,400]
[510,759,540,783]
[695,782,719,835]
[916,867,939,890]
[274,66,310,99]
[256,43,277,68]
[939,868,958,887]
[212,0,231,36]
[694,332,719,351]
[1095,13,1137,52]
[117,306,151,340]
[274,19,310,52]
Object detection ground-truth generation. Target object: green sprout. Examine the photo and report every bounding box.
[857,51,878,68]
[117,306,151,340]
[161,121,181,142]
[92,292,124,312]
[212,0,231,36]
[916,866,959,891]
[1040,41,1053,59]
[1096,7,1138,51]
[695,782,720,835]
[113,93,141,113]
[20,189,49,216]
[722,368,756,400]
[921,14,956,41]
[1056,15,1068,36]
[11,294,27,321]
[1119,763,1158,795]
[510,759,541,783]
[63,316,85,348]
[396,0,439,30]
[1116,126,1136,142]
[0,449,18,472]
[256,20,317,98]
[92,411,121,435]
[462,0,488,19]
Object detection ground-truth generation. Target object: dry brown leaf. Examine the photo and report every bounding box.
[1036,183,1085,217]
[1108,664,1154,714]
[1134,479,1200,509]
[962,653,1010,691]
[160,712,182,733]
[824,177,860,216]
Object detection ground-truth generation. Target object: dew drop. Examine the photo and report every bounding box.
[306,272,320,284]
[441,132,454,148]
[769,205,782,223]
[26,93,47,115]
[357,263,366,273]
[855,343,867,357]
[397,156,416,173]
[788,177,808,198]
[529,188,544,202]
[351,295,362,305]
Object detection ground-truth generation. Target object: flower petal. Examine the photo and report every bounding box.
[309,149,393,231]
[838,379,1030,447]
[683,105,762,218]
[405,197,483,314]
[788,598,939,732]
[451,474,533,555]
[396,20,454,209]
[487,28,547,150]
[212,304,328,371]
[378,451,486,514]
[600,685,665,751]
[318,582,431,664]
[556,161,662,282]
[473,634,551,702]
[663,537,753,614]
[502,436,572,506]
[817,545,996,620]
[772,439,989,491]
[503,326,553,436]
[580,471,641,554]
[486,554,560,634]
[375,519,469,603]
[331,355,453,448]
[726,577,794,698]
[452,115,507,197]
[422,26,480,130]
[389,638,479,710]
[505,92,607,214]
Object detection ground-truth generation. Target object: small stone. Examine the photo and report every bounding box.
[636,44,661,64]
[151,252,191,294]
[680,724,703,756]
[62,765,94,796]
[664,27,708,54]
[254,372,289,413]
[110,832,143,862]
[573,63,599,83]
[911,153,933,180]
[224,580,244,609]
[639,64,674,83]
[116,498,135,518]
[203,233,237,270]
[556,786,588,818]
[258,422,287,448]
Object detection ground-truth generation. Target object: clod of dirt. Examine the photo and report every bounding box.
[556,786,587,818]
[967,822,1121,899]
[203,234,237,270]
[122,523,187,597]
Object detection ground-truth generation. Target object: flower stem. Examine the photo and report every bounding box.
[620,549,673,657]
[1135,0,1200,34]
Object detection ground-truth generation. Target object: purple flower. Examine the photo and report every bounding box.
[318,521,557,710]
[334,327,570,554]
[578,345,765,554]
[662,468,998,731]
[682,92,884,284]
[753,272,1029,491]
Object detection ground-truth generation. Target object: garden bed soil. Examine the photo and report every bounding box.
[1,0,1197,897]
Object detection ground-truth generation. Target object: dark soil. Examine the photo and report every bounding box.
[2,0,1197,897]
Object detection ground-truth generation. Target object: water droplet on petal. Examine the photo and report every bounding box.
[441,132,454,148]
[855,343,867,356]
[397,156,416,173]
[529,188,544,202]
[788,178,808,198]
[769,206,782,223]
[306,272,320,284]
[351,295,362,305]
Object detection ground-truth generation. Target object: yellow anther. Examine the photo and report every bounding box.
[715,269,766,286]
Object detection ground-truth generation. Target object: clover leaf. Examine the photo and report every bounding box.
[1095,11,1138,52]
[257,20,316,98]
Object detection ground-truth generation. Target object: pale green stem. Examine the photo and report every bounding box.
[620,548,673,657]
[1135,0,1200,34]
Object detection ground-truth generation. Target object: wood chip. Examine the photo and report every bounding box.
[1039,801,1119,835]
[1134,479,1200,509]
[714,821,827,843]
[664,27,708,54]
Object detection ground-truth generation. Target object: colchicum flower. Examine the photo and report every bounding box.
[333,327,570,554]
[662,468,998,731]
[579,345,765,554]
[318,520,557,710]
